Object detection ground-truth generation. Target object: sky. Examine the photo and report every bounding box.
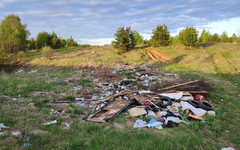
[0,0,240,45]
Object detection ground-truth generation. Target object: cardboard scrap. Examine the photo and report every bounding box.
[128,107,147,117]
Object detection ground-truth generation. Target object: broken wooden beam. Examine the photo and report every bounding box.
[157,80,200,91]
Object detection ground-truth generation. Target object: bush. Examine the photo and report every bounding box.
[41,46,52,60]
[112,26,136,53]
[179,26,198,48]
[151,24,171,47]
[16,51,26,63]
[0,51,9,64]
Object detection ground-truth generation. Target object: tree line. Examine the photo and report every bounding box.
[0,14,239,64]
[0,14,79,64]
[113,25,240,52]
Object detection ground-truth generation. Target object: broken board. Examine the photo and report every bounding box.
[87,98,133,123]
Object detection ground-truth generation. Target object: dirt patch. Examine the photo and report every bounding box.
[146,48,172,62]
[32,129,49,135]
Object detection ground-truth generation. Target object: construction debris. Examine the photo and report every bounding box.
[83,79,215,130]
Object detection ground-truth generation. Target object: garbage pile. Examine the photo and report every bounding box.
[84,80,215,129]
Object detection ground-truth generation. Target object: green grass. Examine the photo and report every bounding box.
[0,43,239,149]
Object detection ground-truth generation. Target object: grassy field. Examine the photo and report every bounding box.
[0,43,239,149]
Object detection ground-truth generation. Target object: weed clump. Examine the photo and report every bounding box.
[41,46,53,60]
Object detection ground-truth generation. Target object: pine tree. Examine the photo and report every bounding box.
[112,26,136,52]
[179,26,198,48]
[151,24,170,47]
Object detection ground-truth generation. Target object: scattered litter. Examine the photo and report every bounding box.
[83,79,214,131]
[207,111,216,116]
[147,119,163,128]
[44,120,57,125]
[24,143,31,147]
[180,101,207,117]
[37,75,214,131]
[159,92,183,100]
[24,136,31,147]
[65,123,70,127]
[0,132,6,135]
[12,98,17,101]
[12,131,21,137]
[194,94,206,101]
[0,123,10,130]
[134,120,147,128]
[221,147,235,150]
[146,110,158,120]
[188,113,205,121]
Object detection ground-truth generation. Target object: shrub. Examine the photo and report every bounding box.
[0,51,10,64]
[41,46,52,60]
[16,51,26,63]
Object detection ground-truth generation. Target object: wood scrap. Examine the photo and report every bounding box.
[96,90,140,105]
[147,99,159,108]
[187,91,208,94]
[122,113,138,119]
[87,98,134,123]
[157,80,200,91]
[128,107,147,117]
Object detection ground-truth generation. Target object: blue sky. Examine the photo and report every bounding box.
[0,0,240,45]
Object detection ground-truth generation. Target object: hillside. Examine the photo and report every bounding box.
[0,43,239,149]
[27,43,240,74]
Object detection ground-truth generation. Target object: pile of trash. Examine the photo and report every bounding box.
[83,80,215,129]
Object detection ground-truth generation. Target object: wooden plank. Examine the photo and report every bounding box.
[96,90,140,105]
[157,80,199,91]
[87,99,133,123]
[187,91,208,94]
[87,118,106,123]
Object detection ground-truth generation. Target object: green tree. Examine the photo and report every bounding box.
[151,24,171,47]
[112,26,136,52]
[171,35,181,43]
[0,14,29,64]
[133,31,144,45]
[179,26,198,48]
[230,33,238,43]
[220,31,229,43]
[61,39,66,47]
[49,31,62,49]
[199,29,211,43]
[28,37,36,50]
[35,31,51,49]
[66,36,78,47]
[210,33,220,42]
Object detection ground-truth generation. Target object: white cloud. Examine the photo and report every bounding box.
[1,0,240,45]
[78,38,114,46]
